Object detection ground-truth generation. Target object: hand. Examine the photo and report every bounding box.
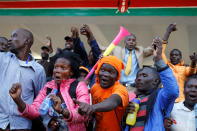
[167,23,177,33]
[48,118,60,131]
[73,99,95,118]
[126,102,136,114]
[9,83,26,113]
[80,24,88,35]
[9,83,22,102]
[164,118,173,129]
[98,54,104,60]
[46,35,52,41]
[190,52,197,62]
[45,35,53,53]
[46,35,52,47]
[163,23,177,42]
[189,52,197,68]
[152,37,162,62]
[71,26,79,38]
[80,24,95,43]
[48,95,62,113]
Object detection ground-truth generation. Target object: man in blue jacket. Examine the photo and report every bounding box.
[127,37,179,131]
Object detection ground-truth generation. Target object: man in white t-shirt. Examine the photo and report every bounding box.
[164,74,197,131]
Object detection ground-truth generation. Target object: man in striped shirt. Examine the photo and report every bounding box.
[126,36,179,131]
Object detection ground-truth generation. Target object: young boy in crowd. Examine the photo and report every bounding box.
[78,66,91,89]
[164,74,197,131]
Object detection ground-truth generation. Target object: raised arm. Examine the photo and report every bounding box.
[161,23,177,64]
[161,44,168,64]
[71,26,89,66]
[162,23,177,42]
[80,24,101,64]
[46,36,53,54]
[152,37,179,110]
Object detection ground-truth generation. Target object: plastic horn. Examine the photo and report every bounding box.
[85,26,130,80]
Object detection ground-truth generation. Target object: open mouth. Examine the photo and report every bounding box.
[188,94,197,101]
[100,77,109,85]
[100,78,108,83]
[55,76,61,81]
[2,47,7,50]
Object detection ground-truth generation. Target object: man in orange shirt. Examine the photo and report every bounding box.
[162,23,197,102]
[74,55,129,131]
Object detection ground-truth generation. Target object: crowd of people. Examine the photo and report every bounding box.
[0,23,196,131]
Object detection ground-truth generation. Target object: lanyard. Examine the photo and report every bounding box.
[26,55,30,64]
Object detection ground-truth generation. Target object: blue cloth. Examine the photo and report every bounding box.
[85,40,100,87]
[75,39,100,88]
[144,67,179,131]
[120,49,139,85]
[73,37,89,66]
[0,52,46,130]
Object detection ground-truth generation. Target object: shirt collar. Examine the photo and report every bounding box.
[16,53,36,72]
[125,48,135,54]
[176,101,192,112]
[125,46,140,53]
[168,60,185,66]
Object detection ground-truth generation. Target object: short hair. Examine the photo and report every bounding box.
[124,33,136,43]
[170,49,182,58]
[20,28,34,46]
[53,49,82,78]
[0,37,8,42]
[184,74,197,88]
[137,66,161,87]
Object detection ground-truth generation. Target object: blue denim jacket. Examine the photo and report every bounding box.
[144,67,179,131]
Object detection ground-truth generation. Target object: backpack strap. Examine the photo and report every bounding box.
[46,88,52,95]
[45,80,79,99]
[69,79,79,99]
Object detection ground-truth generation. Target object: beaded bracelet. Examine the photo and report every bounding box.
[162,40,168,44]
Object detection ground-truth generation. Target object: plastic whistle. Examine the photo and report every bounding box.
[85,26,130,80]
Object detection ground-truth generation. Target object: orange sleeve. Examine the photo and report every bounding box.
[112,85,129,108]
[162,44,168,64]
[90,84,96,95]
[185,66,197,76]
